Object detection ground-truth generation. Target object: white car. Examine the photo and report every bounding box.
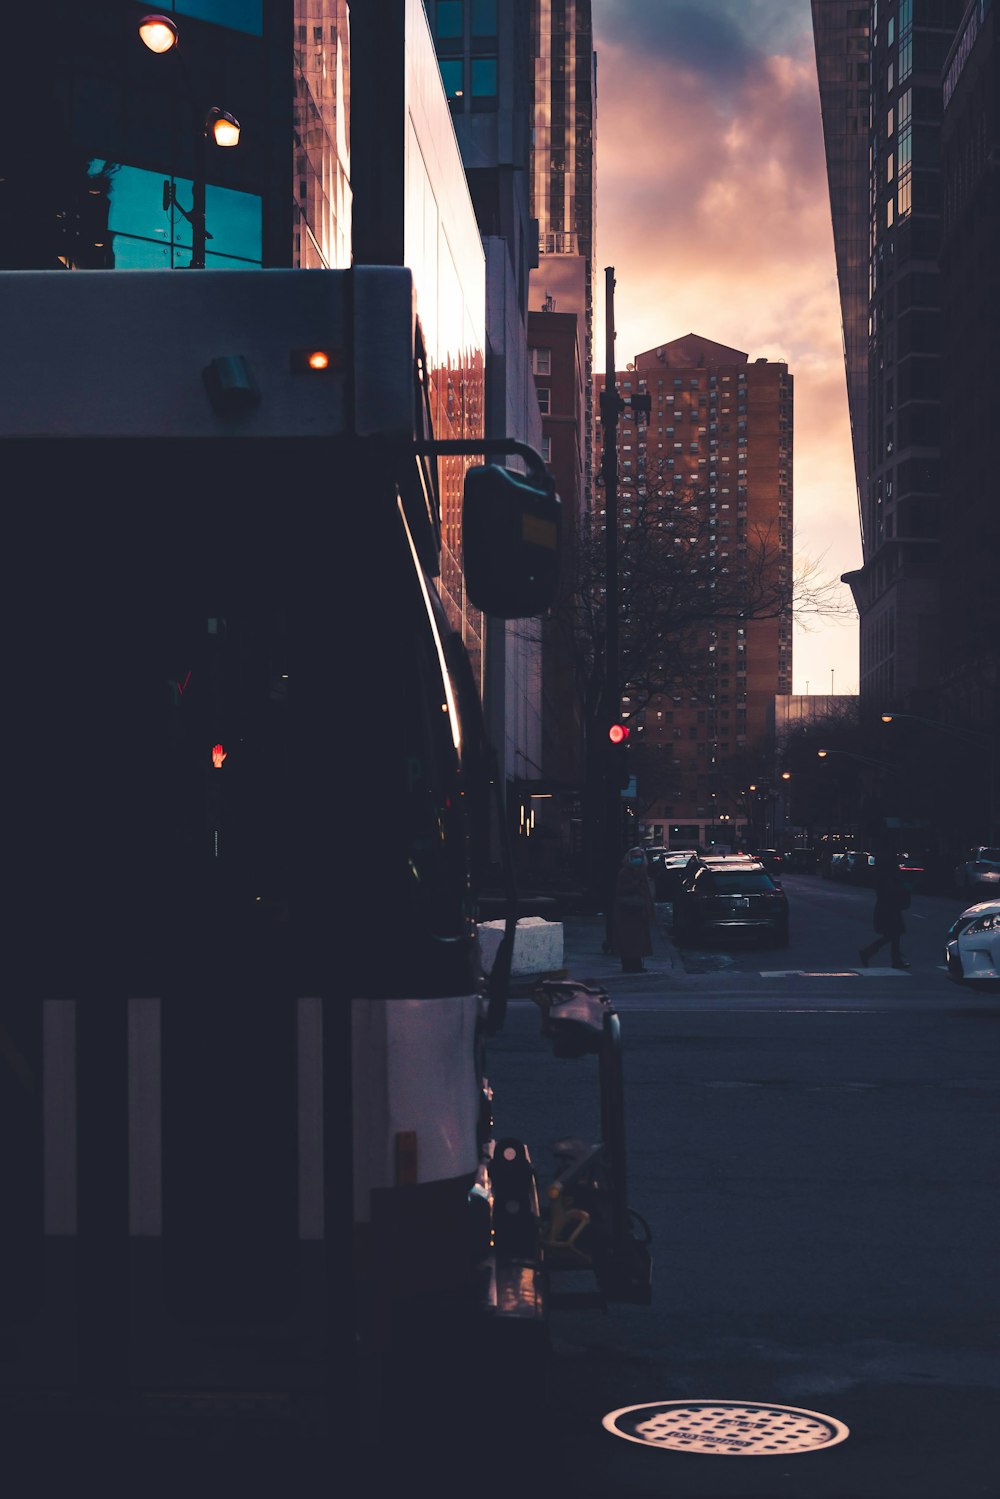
[954,847,1000,899]
[945,899,1000,988]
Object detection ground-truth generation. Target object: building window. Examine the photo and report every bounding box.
[86,160,262,267]
[532,347,551,375]
[536,386,551,415]
[435,0,463,38]
[438,57,464,98]
[471,0,497,35]
[177,0,262,34]
[470,56,497,97]
[540,436,551,463]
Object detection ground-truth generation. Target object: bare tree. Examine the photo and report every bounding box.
[538,462,854,884]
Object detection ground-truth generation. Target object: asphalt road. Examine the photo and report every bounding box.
[4,876,995,1497]
[483,873,1000,1497]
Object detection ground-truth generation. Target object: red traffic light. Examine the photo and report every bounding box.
[608,723,630,745]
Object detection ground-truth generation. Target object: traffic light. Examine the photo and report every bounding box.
[608,721,631,788]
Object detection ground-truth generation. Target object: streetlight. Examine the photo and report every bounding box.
[138,13,178,52]
[138,14,241,268]
[817,749,888,769]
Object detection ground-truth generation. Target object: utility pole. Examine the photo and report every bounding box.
[600,268,624,950]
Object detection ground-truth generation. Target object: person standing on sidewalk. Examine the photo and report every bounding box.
[614,847,656,973]
[859,849,911,969]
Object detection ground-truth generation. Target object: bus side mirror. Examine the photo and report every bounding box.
[462,464,561,619]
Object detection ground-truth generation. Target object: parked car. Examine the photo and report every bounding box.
[954,847,1000,900]
[944,899,1000,989]
[672,858,789,948]
[647,849,700,901]
[896,852,928,892]
[827,849,874,884]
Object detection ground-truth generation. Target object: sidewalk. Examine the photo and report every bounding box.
[517,905,681,992]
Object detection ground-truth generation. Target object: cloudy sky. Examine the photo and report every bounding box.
[591,0,861,696]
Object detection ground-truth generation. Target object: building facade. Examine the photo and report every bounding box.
[527,307,586,862]
[938,0,999,731]
[596,336,794,851]
[426,0,545,802]
[530,0,597,515]
[813,0,997,848]
[813,0,965,708]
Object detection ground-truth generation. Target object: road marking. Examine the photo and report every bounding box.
[760,968,909,978]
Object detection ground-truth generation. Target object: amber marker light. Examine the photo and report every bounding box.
[290,348,342,372]
[138,13,178,52]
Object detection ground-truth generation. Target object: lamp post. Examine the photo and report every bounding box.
[139,14,241,268]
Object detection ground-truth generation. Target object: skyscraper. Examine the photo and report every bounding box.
[596,337,793,849]
[812,0,965,707]
[530,0,597,513]
[425,0,545,805]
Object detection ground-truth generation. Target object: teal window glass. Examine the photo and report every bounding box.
[87,161,262,268]
[436,1,463,38]
[471,0,497,35]
[438,57,464,98]
[173,0,262,35]
[470,56,497,96]
[898,34,912,82]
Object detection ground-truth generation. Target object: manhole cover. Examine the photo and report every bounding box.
[602,1400,849,1455]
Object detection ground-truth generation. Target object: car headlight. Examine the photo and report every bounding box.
[965,914,999,934]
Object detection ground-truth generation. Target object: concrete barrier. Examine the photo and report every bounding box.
[477,916,564,977]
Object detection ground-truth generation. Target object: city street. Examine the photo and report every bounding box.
[486,873,1000,1496]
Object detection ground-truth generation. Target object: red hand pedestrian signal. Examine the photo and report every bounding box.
[608,722,631,788]
[211,743,227,768]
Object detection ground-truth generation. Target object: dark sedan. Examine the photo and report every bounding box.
[672,859,790,948]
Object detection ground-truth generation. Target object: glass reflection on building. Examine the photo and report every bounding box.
[404,0,486,683]
[294,0,352,269]
[85,161,262,268]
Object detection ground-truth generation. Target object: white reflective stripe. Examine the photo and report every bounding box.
[128,997,162,1237]
[43,999,77,1236]
[298,997,324,1241]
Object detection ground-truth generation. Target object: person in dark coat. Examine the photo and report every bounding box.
[614,847,656,973]
[859,851,910,968]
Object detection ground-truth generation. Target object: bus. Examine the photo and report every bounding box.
[0,266,649,1478]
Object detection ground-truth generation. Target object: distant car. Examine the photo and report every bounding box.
[646,848,699,900]
[954,847,1000,899]
[672,858,789,948]
[896,852,928,892]
[945,899,1000,988]
[755,849,784,877]
[827,850,874,884]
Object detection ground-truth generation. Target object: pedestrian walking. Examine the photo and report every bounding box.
[859,849,911,969]
[614,847,656,973]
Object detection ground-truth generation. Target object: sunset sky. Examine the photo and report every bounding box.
[591,0,862,696]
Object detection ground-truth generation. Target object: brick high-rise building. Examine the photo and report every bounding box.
[595,336,794,850]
